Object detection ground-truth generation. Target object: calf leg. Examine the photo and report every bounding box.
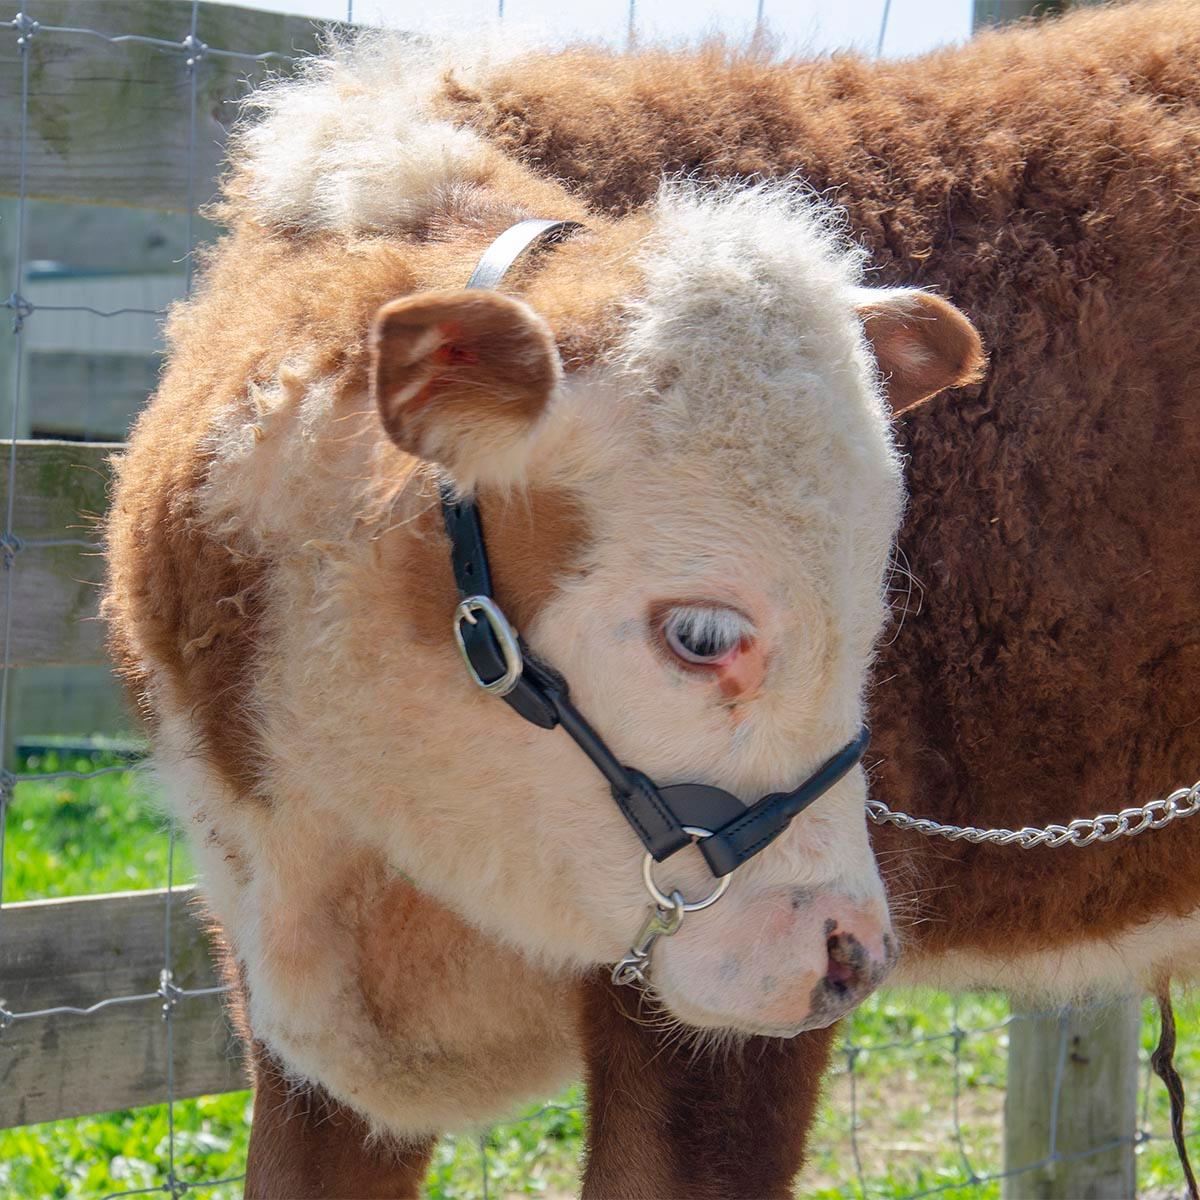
[578,973,837,1200]
[244,1044,436,1200]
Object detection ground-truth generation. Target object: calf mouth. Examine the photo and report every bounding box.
[651,929,899,1040]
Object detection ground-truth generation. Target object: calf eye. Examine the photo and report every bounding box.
[659,605,753,667]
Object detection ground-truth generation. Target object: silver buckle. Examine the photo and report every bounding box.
[453,596,524,697]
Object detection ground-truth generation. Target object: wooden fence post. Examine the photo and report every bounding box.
[2,197,23,774]
[1003,996,1142,1199]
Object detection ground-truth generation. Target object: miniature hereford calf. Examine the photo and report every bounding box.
[103,39,980,1195]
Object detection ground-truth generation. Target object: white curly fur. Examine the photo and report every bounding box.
[233,31,529,234]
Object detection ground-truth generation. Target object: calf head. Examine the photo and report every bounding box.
[357,187,981,1037]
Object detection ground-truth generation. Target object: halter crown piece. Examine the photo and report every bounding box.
[440,218,869,983]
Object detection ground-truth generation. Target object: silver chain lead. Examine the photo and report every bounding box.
[867,778,1200,848]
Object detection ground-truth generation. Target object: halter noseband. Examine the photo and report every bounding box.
[441,218,869,979]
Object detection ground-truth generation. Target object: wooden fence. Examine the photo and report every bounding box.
[0,0,310,1138]
[0,0,329,213]
[0,433,244,1125]
[0,886,239,1128]
[0,439,112,668]
[0,2,1154,1198]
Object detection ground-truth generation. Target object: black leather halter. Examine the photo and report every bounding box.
[442,218,869,879]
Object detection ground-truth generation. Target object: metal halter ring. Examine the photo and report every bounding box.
[642,826,731,912]
[453,596,523,697]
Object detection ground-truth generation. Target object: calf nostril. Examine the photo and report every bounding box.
[825,932,866,997]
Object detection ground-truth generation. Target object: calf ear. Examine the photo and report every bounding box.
[370,290,561,485]
[856,289,985,416]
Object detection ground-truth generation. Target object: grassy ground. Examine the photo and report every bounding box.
[1,754,1196,1198]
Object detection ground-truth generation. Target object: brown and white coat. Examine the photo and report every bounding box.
[103,1,1200,1194]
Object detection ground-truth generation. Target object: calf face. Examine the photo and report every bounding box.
[358,185,981,1034]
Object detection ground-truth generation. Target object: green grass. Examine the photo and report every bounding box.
[0,1094,251,1200]
[2,750,194,903]
[2,758,1197,1198]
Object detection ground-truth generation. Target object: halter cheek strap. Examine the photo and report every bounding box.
[442,219,869,878]
[445,492,697,862]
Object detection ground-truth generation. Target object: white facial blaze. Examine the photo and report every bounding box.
[531,181,903,777]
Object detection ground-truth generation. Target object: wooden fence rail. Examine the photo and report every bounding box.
[0,886,243,1128]
[0,0,331,211]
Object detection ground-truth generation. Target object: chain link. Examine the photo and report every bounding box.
[867,778,1200,848]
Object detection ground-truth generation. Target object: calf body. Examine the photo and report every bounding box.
[450,2,1200,1190]
[104,23,984,1188]
[104,1,1198,1193]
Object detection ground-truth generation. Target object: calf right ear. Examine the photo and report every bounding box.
[369,290,561,486]
[856,288,985,416]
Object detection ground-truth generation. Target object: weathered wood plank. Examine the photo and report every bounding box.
[0,0,334,210]
[0,439,117,668]
[1003,996,1141,1199]
[0,885,245,1127]
[5,665,136,745]
[26,350,160,441]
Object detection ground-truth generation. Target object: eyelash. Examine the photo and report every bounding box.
[658,605,754,667]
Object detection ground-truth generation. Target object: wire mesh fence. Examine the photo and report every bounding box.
[0,1,1195,1197]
